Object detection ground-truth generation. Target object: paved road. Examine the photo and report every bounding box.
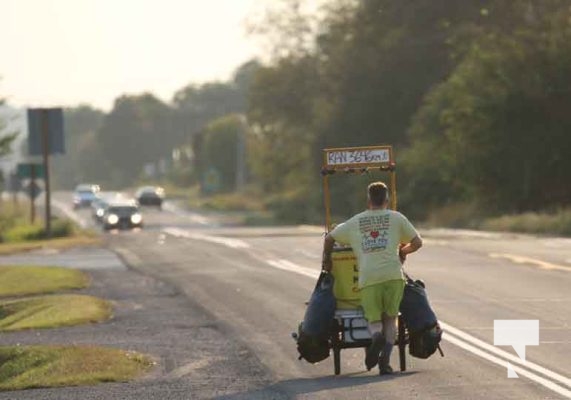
[53,192,571,399]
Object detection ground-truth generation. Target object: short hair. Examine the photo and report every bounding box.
[368,182,389,206]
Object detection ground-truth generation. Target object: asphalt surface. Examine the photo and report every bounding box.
[19,193,571,399]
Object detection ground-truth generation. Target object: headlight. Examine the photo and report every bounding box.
[96,209,105,217]
[107,214,119,225]
[131,213,142,224]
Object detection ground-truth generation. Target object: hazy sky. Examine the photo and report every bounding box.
[1,0,266,110]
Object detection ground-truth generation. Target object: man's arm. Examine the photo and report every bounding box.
[399,235,423,264]
[322,233,336,272]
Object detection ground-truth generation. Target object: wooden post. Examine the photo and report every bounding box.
[41,109,51,237]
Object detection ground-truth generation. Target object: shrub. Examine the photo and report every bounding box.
[2,219,75,243]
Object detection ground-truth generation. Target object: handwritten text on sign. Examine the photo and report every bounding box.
[326,149,390,166]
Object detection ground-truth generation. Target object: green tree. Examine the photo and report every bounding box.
[199,114,247,193]
[51,105,105,188]
[98,94,174,187]
[405,5,571,213]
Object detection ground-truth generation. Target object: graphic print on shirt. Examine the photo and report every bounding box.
[358,214,390,253]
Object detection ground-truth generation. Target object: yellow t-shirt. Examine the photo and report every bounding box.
[330,209,419,289]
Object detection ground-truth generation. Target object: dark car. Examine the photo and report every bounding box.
[135,186,164,208]
[102,201,143,230]
[73,184,100,209]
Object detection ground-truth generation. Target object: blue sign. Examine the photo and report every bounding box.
[27,108,65,155]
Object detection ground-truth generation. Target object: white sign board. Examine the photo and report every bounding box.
[326,148,391,166]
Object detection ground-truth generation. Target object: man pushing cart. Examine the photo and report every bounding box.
[322,179,422,375]
[294,145,441,376]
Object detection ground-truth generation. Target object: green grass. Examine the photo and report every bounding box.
[0,294,112,331]
[0,345,153,391]
[0,266,89,297]
[188,189,266,212]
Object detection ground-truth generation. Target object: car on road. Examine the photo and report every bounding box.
[91,192,123,223]
[73,184,100,209]
[102,201,143,231]
[135,186,165,208]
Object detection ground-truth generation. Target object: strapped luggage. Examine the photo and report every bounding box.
[294,271,336,363]
[399,275,444,359]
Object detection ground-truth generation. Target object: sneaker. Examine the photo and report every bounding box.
[378,342,394,374]
[379,365,394,376]
[365,332,386,371]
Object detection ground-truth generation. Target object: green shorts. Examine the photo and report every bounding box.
[360,279,405,322]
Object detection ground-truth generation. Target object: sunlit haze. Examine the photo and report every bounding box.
[1,0,264,110]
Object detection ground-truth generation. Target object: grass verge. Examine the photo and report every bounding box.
[0,345,153,391]
[0,266,89,297]
[480,208,571,236]
[0,294,112,331]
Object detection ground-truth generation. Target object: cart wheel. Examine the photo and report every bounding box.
[333,346,341,375]
[398,315,407,372]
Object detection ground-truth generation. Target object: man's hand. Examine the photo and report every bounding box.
[322,233,336,272]
[399,236,423,264]
[322,256,332,272]
[398,243,407,264]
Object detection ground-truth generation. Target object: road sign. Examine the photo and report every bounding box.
[17,163,45,179]
[24,181,42,200]
[27,108,65,156]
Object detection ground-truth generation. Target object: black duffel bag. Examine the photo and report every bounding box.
[399,275,444,359]
[294,271,336,363]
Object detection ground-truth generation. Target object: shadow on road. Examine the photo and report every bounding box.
[215,371,418,399]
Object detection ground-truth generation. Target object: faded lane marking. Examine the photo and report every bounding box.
[162,202,211,225]
[52,199,88,228]
[441,322,571,388]
[266,259,319,279]
[489,253,571,272]
[163,227,250,249]
[444,333,571,398]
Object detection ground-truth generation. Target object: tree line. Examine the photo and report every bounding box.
[48,0,571,223]
[246,0,571,221]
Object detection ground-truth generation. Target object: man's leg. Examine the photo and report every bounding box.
[378,279,405,375]
[361,286,386,370]
[379,314,397,374]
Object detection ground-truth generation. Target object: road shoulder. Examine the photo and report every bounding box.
[0,246,284,400]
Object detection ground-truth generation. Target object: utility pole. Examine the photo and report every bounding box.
[40,109,51,237]
[236,115,247,191]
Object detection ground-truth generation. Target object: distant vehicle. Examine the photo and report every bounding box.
[73,184,100,209]
[135,186,165,208]
[91,191,124,222]
[102,201,143,231]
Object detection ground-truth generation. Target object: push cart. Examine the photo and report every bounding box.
[321,145,408,375]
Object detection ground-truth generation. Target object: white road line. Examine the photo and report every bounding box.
[266,259,320,279]
[445,333,571,398]
[441,322,571,388]
[52,199,88,228]
[163,227,250,249]
[489,253,571,272]
[162,202,211,225]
